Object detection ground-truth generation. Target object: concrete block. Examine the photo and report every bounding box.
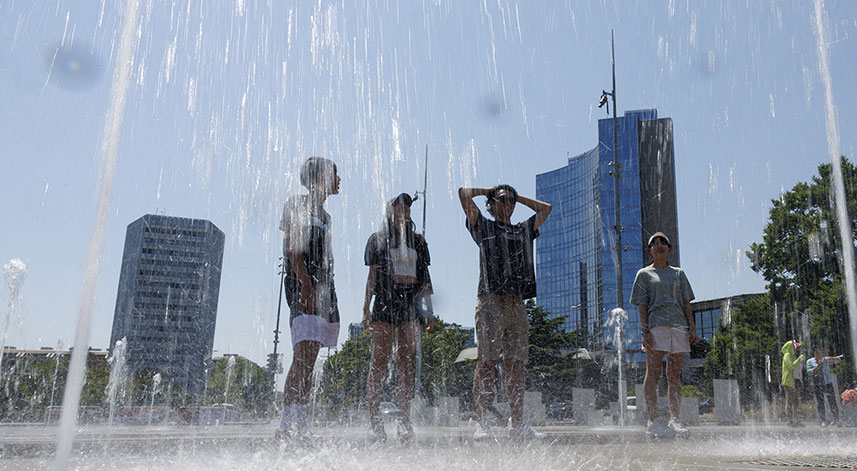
[572,388,596,424]
[713,379,741,425]
[679,396,699,426]
[524,391,546,426]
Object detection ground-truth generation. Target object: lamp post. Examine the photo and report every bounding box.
[599,29,626,426]
[270,257,286,399]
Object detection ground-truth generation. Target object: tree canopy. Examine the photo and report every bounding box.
[746,158,855,378]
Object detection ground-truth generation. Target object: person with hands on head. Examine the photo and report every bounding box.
[630,232,698,438]
[362,193,434,443]
[458,184,551,442]
[275,156,341,442]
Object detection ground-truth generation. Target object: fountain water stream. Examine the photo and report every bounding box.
[53,0,141,468]
[106,338,128,426]
[813,0,857,377]
[1,259,27,374]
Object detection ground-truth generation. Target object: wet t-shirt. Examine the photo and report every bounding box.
[466,213,539,299]
[630,265,694,328]
[280,194,339,324]
[364,230,432,318]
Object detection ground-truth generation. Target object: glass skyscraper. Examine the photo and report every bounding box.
[110,214,225,396]
[536,109,679,360]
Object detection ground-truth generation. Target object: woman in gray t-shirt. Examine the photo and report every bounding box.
[630,232,698,438]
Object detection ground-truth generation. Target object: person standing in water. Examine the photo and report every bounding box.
[363,193,434,443]
[275,156,341,441]
[806,345,842,426]
[458,184,551,441]
[781,339,806,427]
[630,232,699,438]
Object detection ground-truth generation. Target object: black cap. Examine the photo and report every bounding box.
[390,193,413,207]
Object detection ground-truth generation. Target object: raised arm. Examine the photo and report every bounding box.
[458,186,490,226]
[516,194,552,231]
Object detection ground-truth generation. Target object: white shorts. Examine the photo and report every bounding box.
[650,326,691,354]
[290,314,339,348]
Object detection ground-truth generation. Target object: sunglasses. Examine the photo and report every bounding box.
[494,196,516,204]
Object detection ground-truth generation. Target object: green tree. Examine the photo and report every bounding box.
[703,293,781,406]
[419,318,474,407]
[746,157,857,386]
[525,300,580,404]
[320,330,372,415]
[204,355,272,415]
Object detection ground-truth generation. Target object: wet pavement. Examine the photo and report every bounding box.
[1,422,856,470]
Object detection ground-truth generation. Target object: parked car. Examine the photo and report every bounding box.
[698,397,714,414]
[626,396,637,411]
[547,402,572,420]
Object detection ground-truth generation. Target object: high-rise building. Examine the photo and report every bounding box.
[535,109,679,359]
[110,214,225,396]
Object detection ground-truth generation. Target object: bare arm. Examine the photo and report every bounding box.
[684,300,699,346]
[639,304,653,351]
[363,265,377,329]
[287,250,315,314]
[458,186,490,226]
[516,194,552,231]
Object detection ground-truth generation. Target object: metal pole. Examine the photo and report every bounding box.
[415,145,429,401]
[421,144,428,236]
[609,29,627,427]
[272,257,286,395]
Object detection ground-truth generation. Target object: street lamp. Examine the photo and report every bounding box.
[599,29,626,427]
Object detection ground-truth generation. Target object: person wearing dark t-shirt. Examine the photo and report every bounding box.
[275,156,340,442]
[458,184,551,441]
[362,193,434,443]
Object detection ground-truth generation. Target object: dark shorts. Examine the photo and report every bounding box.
[371,284,419,325]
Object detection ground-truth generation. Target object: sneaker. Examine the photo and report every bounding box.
[510,424,543,442]
[396,417,415,443]
[369,416,387,443]
[274,425,291,440]
[291,405,316,443]
[646,419,675,438]
[473,420,491,440]
[667,419,688,435]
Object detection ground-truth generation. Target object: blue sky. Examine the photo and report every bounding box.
[2,1,857,377]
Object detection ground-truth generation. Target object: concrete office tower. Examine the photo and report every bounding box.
[110,214,225,397]
[535,109,679,357]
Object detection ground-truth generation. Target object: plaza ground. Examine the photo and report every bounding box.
[1,422,856,470]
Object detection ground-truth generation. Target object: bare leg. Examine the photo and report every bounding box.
[395,321,418,416]
[367,322,394,420]
[644,350,665,422]
[666,352,684,420]
[504,357,526,427]
[284,340,321,405]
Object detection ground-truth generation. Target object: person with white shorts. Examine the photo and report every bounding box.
[630,232,699,437]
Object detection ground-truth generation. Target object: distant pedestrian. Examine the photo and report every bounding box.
[781,339,806,427]
[363,193,434,443]
[275,157,341,441]
[458,184,551,441]
[630,231,698,438]
[806,346,843,426]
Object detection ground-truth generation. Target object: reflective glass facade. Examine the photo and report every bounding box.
[110,214,225,397]
[536,109,679,361]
